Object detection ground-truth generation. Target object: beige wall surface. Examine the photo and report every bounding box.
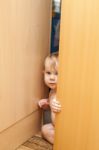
[0,0,51,132]
[0,111,41,150]
[54,0,99,150]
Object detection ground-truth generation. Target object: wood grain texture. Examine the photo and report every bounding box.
[54,0,99,150]
[17,135,52,150]
[17,146,32,150]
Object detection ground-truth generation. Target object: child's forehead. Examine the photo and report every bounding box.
[44,62,58,72]
[45,57,58,67]
[44,56,58,72]
[45,65,55,71]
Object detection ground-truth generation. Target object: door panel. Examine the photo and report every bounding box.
[54,0,99,150]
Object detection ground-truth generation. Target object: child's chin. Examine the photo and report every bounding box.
[50,85,56,89]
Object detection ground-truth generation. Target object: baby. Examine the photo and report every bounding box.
[38,52,61,144]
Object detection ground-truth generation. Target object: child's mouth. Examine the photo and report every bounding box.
[49,83,55,86]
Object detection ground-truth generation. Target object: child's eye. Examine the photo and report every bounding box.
[46,71,51,75]
[55,72,58,75]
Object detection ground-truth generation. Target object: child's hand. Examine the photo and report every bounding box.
[50,99,61,113]
[38,99,49,110]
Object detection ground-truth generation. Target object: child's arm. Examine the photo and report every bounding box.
[50,99,61,125]
[38,99,50,110]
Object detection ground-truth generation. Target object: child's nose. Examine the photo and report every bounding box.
[50,74,55,80]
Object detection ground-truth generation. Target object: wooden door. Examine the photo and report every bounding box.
[54,0,99,150]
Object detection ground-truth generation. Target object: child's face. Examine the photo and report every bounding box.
[44,65,58,90]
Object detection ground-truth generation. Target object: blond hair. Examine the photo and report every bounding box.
[44,52,59,71]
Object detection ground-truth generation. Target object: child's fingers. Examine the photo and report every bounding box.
[52,101,61,106]
[52,105,61,110]
[52,107,61,113]
[38,101,45,107]
[53,99,60,104]
[39,99,49,105]
[52,99,61,106]
[52,106,61,111]
[51,104,61,112]
[51,102,61,108]
[38,100,49,109]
